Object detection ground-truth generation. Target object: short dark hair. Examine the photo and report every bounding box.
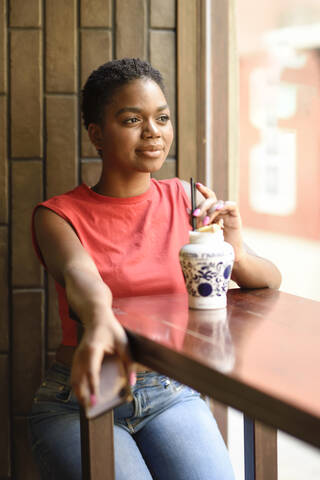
[81,58,165,130]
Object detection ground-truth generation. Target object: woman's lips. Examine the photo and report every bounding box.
[136,146,163,158]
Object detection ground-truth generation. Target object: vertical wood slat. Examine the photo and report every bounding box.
[80,408,115,480]
[46,0,77,93]
[150,0,176,28]
[210,0,229,197]
[12,290,45,415]
[210,0,238,199]
[244,416,278,480]
[13,417,41,480]
[81,0,112,27]
[0,96,8,223]
[10,30,43,158]
[11,161,43,287]
[177,0,198,181]
[0,355,10,478]
[47,276,62,351]
[0,227,8,350]
[46,95,78,198]
[9,0,41,27]
[0,0,7,93]
[115,0,147,60]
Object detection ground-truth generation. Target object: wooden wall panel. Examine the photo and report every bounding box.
[10,30,43,158]
[0,0,7,92]
[0,96,7,222]
[12,417,40,480]
[10,0,41,27]
[46,0,77,93]
[0,355,10,477]
[177,0,198,181]
[12,290,44,415]
[115,0,147,59]
[81,30,112,86]
[150,0,176,28]
[81,0,112,27]
[0,227,8,350]
[47,277,62,351]
[210,0,238,199]
[46,96,78,198]
[12,161,43,287]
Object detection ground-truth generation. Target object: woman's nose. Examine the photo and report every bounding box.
[142,120,160,138]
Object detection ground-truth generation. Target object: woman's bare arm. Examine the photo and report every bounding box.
[34,207,132,406]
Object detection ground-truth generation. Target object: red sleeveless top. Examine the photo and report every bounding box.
[32,178,191,346]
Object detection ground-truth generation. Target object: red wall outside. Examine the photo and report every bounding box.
[239,50,320,241]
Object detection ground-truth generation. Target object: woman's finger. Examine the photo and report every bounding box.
[195,182,217,200]
[112,322,135,383]
[192,197,217,218]
[193,199,230,227]
[86,347,104,399]
[205,201,239,225]
[72,369,90,407]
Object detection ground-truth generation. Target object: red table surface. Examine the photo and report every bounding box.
[112,288,320,447]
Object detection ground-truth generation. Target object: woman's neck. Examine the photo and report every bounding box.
[92,170,151,198]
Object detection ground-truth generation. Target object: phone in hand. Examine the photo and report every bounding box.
[84,354,133,419]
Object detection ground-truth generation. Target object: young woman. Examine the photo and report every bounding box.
[28,58,281,479]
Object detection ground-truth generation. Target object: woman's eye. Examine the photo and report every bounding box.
[158,114,170,123]
[124,117,140,124]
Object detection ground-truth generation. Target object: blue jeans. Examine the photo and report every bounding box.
[28,362,235,479]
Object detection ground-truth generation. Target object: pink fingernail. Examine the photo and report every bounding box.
[196,182,203,187]
[215,200,225,211]
[130,372,137,386]
[193,208,201,217]
[203,216,210,226]
[90,394,97,406]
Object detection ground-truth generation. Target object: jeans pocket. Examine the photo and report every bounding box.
[55,385,73,403]
[34,379,73,405]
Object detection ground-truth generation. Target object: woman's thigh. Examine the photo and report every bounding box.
[29,406,153,480]
[28,362,153,480]
[134,395,235,480]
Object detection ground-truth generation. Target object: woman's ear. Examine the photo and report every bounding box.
[88,123,103,154]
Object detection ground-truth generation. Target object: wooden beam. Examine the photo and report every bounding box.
[177,0,199,181]
[244,416,278,480]
[210,0,238,199]
[177,0,239,197]
[80,407,115,480]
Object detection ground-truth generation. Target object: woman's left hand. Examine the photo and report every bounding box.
[192,183,246,262]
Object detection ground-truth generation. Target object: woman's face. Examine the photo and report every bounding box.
[90,78,173,175]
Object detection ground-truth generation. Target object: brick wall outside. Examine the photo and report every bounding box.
[1,1,177,478]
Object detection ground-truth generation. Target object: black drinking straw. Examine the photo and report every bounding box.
[190,177,197,231]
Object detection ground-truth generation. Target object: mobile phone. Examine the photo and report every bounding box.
[84,355,133,419]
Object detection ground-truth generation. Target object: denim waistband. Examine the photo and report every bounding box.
[50,361,159,382]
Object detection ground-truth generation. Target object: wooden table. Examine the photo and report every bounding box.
[81,288,320,479]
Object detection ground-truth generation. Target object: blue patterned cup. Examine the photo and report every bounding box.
[179,230,234,309]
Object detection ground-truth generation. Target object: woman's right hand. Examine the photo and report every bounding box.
[70,312,134,408]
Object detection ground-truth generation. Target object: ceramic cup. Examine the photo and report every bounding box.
[179,230,234,309]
